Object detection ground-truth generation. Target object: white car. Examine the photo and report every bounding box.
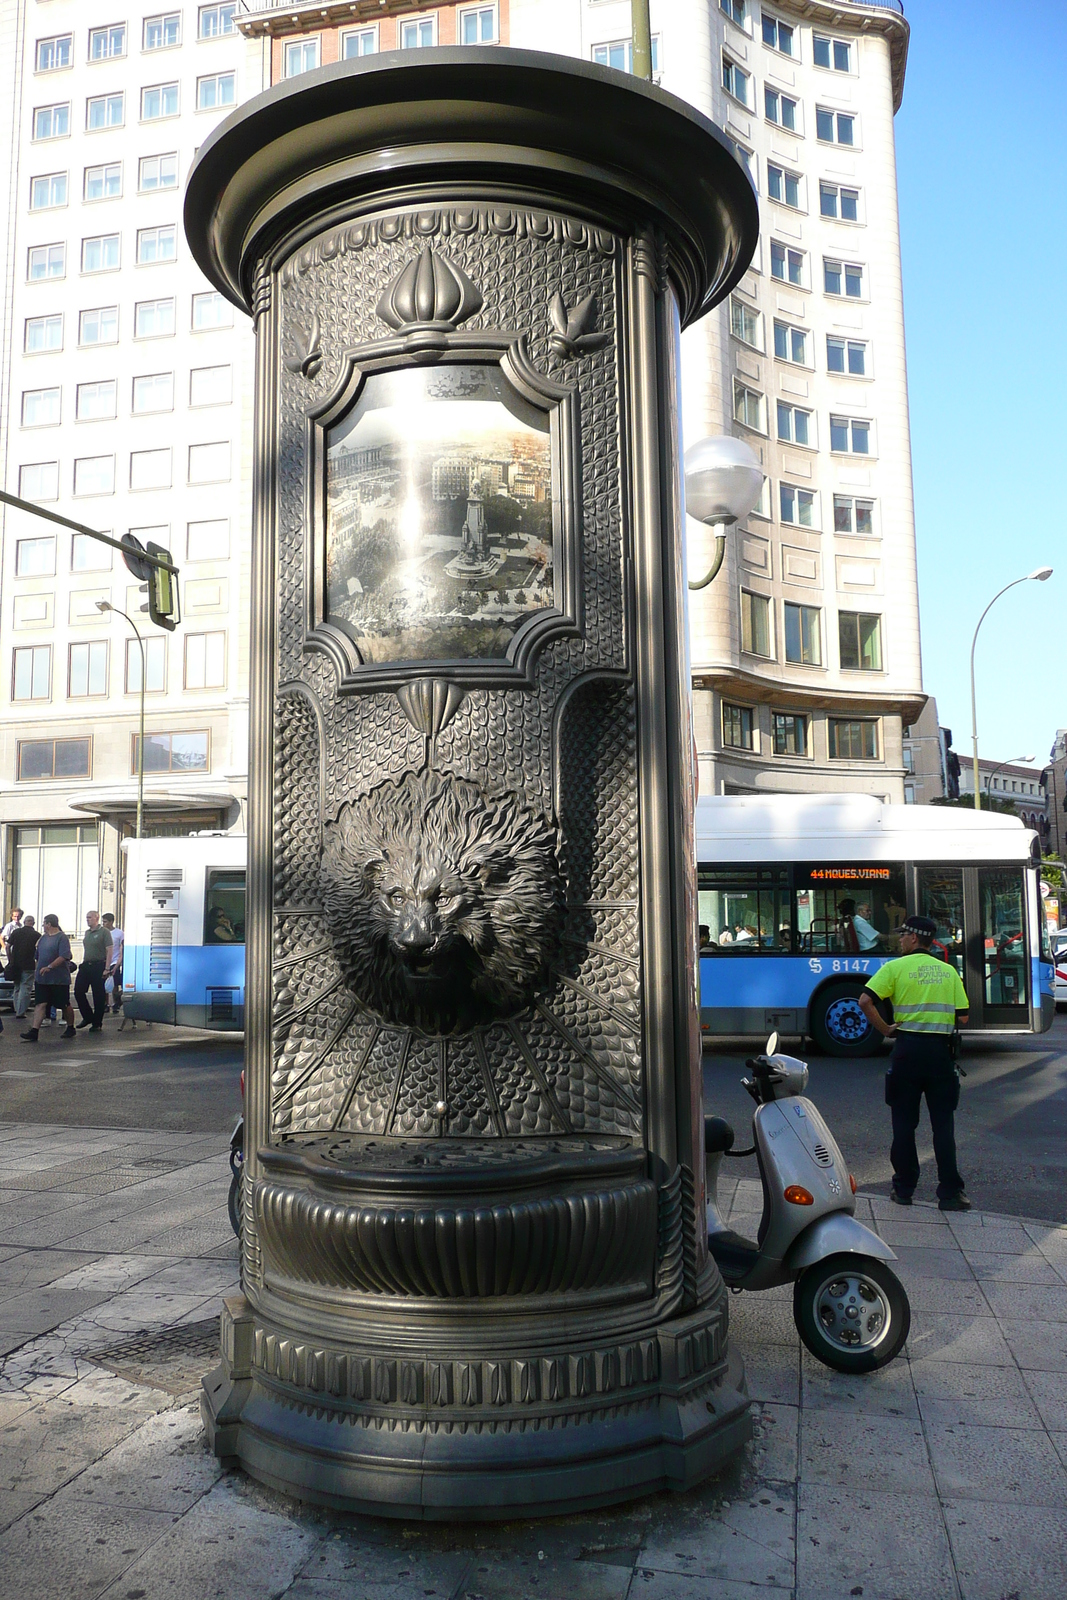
[1054,933,1067,1009]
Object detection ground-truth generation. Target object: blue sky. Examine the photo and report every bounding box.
[894,2,1065,771]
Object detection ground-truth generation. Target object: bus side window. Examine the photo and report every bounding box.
[204,868,246,945]
[698,868,790,952]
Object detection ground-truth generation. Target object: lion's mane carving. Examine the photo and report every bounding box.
[320,770,565,1034]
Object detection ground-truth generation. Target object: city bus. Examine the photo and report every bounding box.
[121,834,245,1030]
[697,795,1055,1057]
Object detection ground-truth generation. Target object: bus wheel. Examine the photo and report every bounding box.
[810,982,880,1058]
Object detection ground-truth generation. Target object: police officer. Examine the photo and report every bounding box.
[857,914,971,1211]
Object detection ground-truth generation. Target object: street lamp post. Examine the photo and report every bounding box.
[984,755,1035,808]
[97,601,145,839]
[969,568,1052,809]
[683,435,765,590]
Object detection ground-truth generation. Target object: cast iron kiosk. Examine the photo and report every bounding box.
[186,47,758,1517]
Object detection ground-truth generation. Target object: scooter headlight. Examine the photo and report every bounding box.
[768,1056,809,1097]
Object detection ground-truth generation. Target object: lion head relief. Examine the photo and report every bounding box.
[320,770,564,1035]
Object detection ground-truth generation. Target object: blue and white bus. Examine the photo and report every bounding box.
[697,795,1055,1057]
[121,834,245,1030]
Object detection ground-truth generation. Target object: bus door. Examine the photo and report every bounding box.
[918,866,1028,1025]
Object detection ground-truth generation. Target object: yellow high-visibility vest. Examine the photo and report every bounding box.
[865,952,969,1034]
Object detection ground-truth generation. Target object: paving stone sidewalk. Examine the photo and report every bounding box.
[1,1122,1066,1600]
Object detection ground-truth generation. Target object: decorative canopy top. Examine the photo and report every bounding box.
[183,47,758,329]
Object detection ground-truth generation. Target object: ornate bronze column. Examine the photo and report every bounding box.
[187,48,758,1517]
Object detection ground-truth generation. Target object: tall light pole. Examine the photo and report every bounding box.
[631,0,653,79]
[969,568,1052,809]
[97,600,145,840]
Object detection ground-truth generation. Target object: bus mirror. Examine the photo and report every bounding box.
[765,1030,779,1057]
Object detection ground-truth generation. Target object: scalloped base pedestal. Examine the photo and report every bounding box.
[201,1292,751,1520]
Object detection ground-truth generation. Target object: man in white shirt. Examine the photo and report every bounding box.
[850,899,882,952]
[2,908,22,955]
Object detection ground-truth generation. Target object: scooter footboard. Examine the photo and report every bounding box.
[785,1213,897,1274]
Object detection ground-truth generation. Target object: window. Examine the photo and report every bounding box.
[17,738,91,781]
[12,645,51,701]
[829,718,878,761]
[720,0,746,24]
[18,463,59,502]
[593,37,662,73]
[28,244,66,282]
[36,36,73,72]
[198,4,237,39]
[89,25,126,61]
[138,152,178,191]
[824,258,864,298]
[816,107,855,146]
[189,366,231,407]
[132,372,174,414]
[341,26,378,57]
[79,306,119,346]
[141,82,179,120]
[84,162,122,200]
[773,320,808,365]
[741,590,772,657]
[73,455,116,496]
[839,611,882,671]
[722,702,755,751]
[730,296,762,349]
[33,103,70,139]
[136,224,176,264]
[130,448,172,490]
[833,495,875,536]
[733,382,765,432]
[779,483,815,526]
[86,92,124,129]
[401,18,436,48]
[813,34,851,73]
[770,241,805,286]
[761,13,794,54]
[125,635,167,693]
[185,631,226,689]
[461,6,497,43]
[81,233,120,272]
[25,313,64,358]
[820,182,859,222]
[68,641,108,697]
[773,712,807,755]
[192,292,233,330]
[784,603,821,665]
[15,536,56,575]
[284,38,320,77]
[827,336,867,376]
[776,400,812,446]
[76,380,117,420]
[21,388,61,428]
[830,414,871,455]
[204,868,244,942]
[30,172,67,209]
[135,297,175,338]
[72,533,111,572]
[722,55,751,107]
[187,518,229,561]
[764,88,797,131]
[734,145,755,184]
[902,747,914,774]
[134,731,210,775]
[188,441,230,484]
[144,13,181,50]
[197,72,235,109]
[699,865,793,952]
[767,164,801,209]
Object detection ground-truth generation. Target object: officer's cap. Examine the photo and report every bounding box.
[901,915,937,938]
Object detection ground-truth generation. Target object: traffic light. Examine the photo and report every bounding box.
[146,540,180,631]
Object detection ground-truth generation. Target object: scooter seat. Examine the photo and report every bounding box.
[704,1115,736,1155]
[708,1228,760,1281]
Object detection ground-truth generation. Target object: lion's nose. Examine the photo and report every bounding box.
[395,912,437,952]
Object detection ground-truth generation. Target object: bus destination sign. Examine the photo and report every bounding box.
[798,865,896,883]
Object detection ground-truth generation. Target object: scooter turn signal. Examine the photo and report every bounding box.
[784,1185,814,1205]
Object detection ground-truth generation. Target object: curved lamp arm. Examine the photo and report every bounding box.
[689,529,727,591]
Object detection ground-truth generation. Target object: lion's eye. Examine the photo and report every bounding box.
[388,890,405,908]
[437,891,458,908]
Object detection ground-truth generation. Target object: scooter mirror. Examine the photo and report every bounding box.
[765,1030,779,1057]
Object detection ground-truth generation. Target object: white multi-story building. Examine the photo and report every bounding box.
[0,2,261,927]
[511,0,921,801]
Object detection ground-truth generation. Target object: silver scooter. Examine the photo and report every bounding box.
[706,1033,910,1372]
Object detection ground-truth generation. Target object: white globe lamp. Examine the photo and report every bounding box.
[684,435,764,589]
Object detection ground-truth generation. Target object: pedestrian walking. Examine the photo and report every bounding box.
[20,915,77,1041]
[74,909,112,1031]
[101,913,124,1014]
[858,914,971,1211]
[7,916,39,1019]
[1,907,22,958]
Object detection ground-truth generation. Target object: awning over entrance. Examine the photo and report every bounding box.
[67,786,237,816]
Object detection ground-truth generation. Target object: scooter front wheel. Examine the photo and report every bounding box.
[793,1253,910,1373]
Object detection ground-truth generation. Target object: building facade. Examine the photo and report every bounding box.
[957,758,1048,834]
[901,694,946,806]
[1043,732,1067,861]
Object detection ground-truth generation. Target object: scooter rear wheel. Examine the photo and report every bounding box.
[793,1253,910,1373]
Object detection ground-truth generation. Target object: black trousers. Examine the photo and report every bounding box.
[885,1032,964,1201]
[74,960,107,1027]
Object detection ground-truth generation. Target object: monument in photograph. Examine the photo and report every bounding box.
[185,47,758,1517]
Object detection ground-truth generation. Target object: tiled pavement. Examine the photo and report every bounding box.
[1,1127,1067,1599]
